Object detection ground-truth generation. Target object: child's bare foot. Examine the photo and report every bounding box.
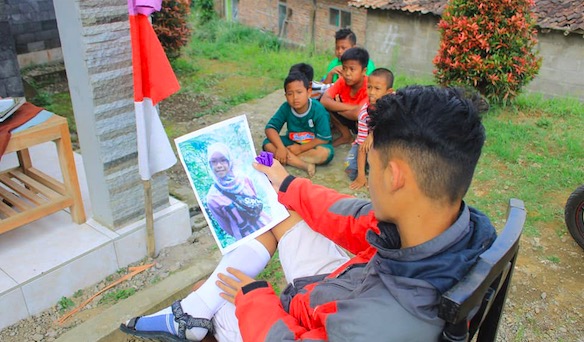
[333,136,353,147]
[306,163,316,178]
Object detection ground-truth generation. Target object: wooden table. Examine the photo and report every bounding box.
[0,114,86,233]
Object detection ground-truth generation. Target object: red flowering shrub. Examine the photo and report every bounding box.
[153,0,192,60]
[433,0,541,103]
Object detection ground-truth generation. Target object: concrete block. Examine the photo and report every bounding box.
[41,19,58,30]
[0,269,17,294]
[0,288,28,331]
[15,32,36,45]
[27,40,45,52]
[114,198,191,267]
[21,243,119,315]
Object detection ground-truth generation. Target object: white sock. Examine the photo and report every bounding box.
[134,239,271,341]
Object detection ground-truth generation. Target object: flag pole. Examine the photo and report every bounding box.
[143,179,156,258]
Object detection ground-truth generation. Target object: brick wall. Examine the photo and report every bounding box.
[314,0,367,51]
[237,0,367,51]
[4,0,61,55]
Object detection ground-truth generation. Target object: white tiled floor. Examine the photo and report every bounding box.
[0,142,191,329]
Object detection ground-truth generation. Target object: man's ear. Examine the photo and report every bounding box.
[387,160,406,191]
[386,87,394,95]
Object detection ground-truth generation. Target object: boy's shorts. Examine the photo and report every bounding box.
[332,112,358,134]
[211,220,350,341]
[263,135,335,164]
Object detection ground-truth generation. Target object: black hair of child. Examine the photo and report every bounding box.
[340,47,369,69]
[335,28,356,45]
[368,85,486,203]
[284,72,310,90]
[289,63,314,82]
[370,68,395,89]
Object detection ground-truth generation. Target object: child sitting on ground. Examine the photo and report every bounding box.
[320,47,370,146]
[322,28,376,84]
[262,69,334,177]
[345,68,394,190]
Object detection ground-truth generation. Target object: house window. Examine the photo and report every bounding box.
[278,1,288,37]
[329,8,351,28]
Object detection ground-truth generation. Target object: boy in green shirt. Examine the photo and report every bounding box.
[263,70,334,178]
[322,28,376,84]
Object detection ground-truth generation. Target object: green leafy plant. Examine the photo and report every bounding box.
[433,0,541,104]
[193,0,216,24]
[57,296,75,313]
[98,288,136,305]
[153,0,192,60]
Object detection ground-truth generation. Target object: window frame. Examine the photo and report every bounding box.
[329,7,351,28]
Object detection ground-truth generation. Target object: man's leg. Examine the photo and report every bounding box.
[209,211,350,341]
[121,212,302,341]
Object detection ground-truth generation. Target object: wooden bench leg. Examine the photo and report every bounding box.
[17,148,33,172]
[55,121,86,224]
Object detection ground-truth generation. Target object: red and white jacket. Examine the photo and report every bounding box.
[234,176,496,341]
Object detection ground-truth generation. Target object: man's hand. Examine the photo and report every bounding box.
[216,267,256,304]
[253,159,290,191]
[274,147,288,165]
[287,144,302,156]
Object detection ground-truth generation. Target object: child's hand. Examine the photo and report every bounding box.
[360,135,373,153]
[274,147,288,165]
[349,174,368,190]
[334,94,342,102]
[287,144,302,156]
[330,66,343,77]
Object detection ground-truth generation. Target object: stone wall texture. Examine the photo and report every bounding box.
[56,0,169,228]
[3,0,61,55]
[0,1,24,97]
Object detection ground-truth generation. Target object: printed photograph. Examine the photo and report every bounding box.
[175,115,289,254]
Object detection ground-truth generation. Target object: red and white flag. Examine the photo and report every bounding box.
[128,0,179,180]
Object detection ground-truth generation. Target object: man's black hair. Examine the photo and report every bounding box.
[284,71,310,90]
[335,28,356,45]
[341,47,369,69]
[368,85,486,203]
[289,63,314,82]
[370,68,394,89]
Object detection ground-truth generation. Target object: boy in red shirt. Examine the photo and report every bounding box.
[320,47,370,146]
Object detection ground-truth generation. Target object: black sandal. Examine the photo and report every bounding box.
[119,300,214,341]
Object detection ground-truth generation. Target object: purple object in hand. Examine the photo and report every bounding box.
[255,151,274,166]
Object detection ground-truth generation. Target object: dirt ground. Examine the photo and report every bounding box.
[1,87,583,341]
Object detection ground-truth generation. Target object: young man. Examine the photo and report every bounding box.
[322,28,376,84]
[345,68,394,190]
[262,71,334,177]
[320,47,370,146]
[121,85,496,341]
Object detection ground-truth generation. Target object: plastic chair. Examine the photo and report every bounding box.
[439,198,526,342]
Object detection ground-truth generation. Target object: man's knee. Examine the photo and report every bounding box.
[271,210,303,241]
